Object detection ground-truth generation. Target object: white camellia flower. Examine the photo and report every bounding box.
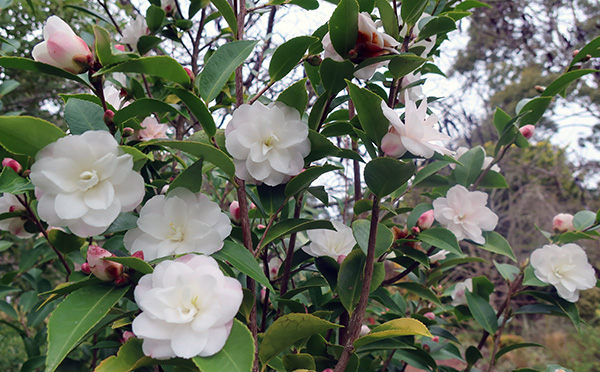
[161,0,176,13]
[225,102,310,186]
[428,249,449,263]
[302,221,356,261]
[120,16,149,49]
[322,12,399,79]
[32,16,92,74]
[124,188,232,260]
[530,243,596,302]
[451,278,473,306]
[432,185,498,244]
[400,72,425,103]
[30,131,144,237]
[0,194,34,239]
[380,95,451,158]
[134,117,169,141]
[399,13,437,57]
[451,146,501,173]
[133,254,243,359]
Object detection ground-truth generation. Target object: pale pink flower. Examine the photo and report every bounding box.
[423,312,435,320]
[432,185,498,244]
[399,13,437,57]
[552,213,574,233]
[32,16,92,74]
[428,250,449,263]
[161,0,176,13]
[120,16,149,48]
[0,194,33,239]
[530,243,596,302]
[417,210,435,230]
[359,325,370,336]
[135,117,169,141]
[229,201,241,224]
[303,221,356,261]
[451,278,472,306]
[520,125,535,139]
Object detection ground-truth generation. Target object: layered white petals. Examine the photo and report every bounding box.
[121,16,150,49]
[225,102,310,186]
[124,188,231,260]
[432,185,498,244]
[0,194,34,239]
[133,255,243,359]
[134,117,169,141]
[30,131,144,237]
[381,96,451,158]
[303,221,356,260]
[530,243,596,302]
[32,16,92,74]
[451,278,472,306]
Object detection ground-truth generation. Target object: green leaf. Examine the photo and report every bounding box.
[168,159,204,193]
[522,265,548,287]
[572,210,596,231]
[465,345,483,367]
[282,354,316,372]
[570,35,600,67]
[394,282,443,307]
[347,81,389,145]
[329,0,359,58]
[493,261,519,282]
[93,26,136,66]
[400,0,429,26]
[320,58,355,95]
[495,343,544,362]
[285,164,341,197]
[256,184,287,215]
[492,107,512,134]
[169,88,216,137]
[103,212,139,234]
[454,0,491,11]
[95,338,154,372]
[416,16,456,41]
[308,94,329,131]
[0,79,20,97]
[412,161,450,186]
[354,318,431,349]
[211,0,238,36]
[64,98,107,135]
[0,116,65,157]
[146,5,165,33]
[137,35,162,55]
[541,69,597,97]
[364,157,415,198]
[142,140,235,178]
[193,319,254,372]
[352,219,393,258]
[522,290,580,329]
[198,40,258,102]
[0,57,91,88]
[259,313,340,364]
[277,79,309,115]
[305,130,340,163]
[105,257,153,275]
[0,167,33,194]
[213,240,274,292]
[453,146,484,187]
[337,249,366,312]
[46,284,129,372]
[113,98,182,126]
[260,219,334,249]
[289,0,319,10]
[465,290,498,334]
[418,227,461,256]
[479,231,516,261]
[269,36,318,81]
[375,0,399,41]
[478,170,509,189]
[518,96,553,126]
[94,56,190,86]
[47,230,86,255]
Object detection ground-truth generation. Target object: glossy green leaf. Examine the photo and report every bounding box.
[0,79,20,97]
[418,228,461,255]
[193,319,254,372]
[364,157,415,198]
[270,36,318,81]
[46,284,129,372]
[105,257,153,275]
[523,290,580,329]
[308,94,329,131]
[64,98,107,135]
[388,53,428,78]
[290,0,319,9]
[572,210,596,231]
[285,164,342,197]
[338,250,385,312]
[465,290,498,334]
[0,116,65,157]
[260,219,334,249]
[47,230,86,255]
[329,0,359,58]
[168,87,216,137]
[113,98,182,126]
[93,26,136,66]
[481,231,516,261]
[412,161,450,186]
[198,40,258,102]
[277,78,309,115]
[146,5,165,33]
[347,81,389,145]
[0,57,91,88]
[211,0,238,36]
[352,219,393,258]
[465,345,483,367]
[541,69,597,97]
[94,56,190,86]
[375,0,399,40]
[142,140,235,178]
[259,313,340,364]
[478,170,509,188]
[416,16,456,41]
[256,184,287,215]
[168,159,204,193]
[455,0,491,11]
[522,265,548,287]
[305,129,340,163]
[492,107,512,134]
[354,318,431,349]
[282,354,315,372]
[320,58,355,95]
[95,338,154,372]
[137,35,162,55]
[394,282,443,307]
[493,261,519,282]
[570,35,600,67]
[453,146,484,187]
[518,96,553,126]
[213,240,274,292]
[400,0,429,25]
[495,343,544,362]
[0,167,33,194]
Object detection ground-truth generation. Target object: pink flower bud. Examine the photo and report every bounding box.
[104,109,115,125]
[132,250,144,260]
[360,325,370,336]
[184,67,195,83]
[122,127,135,137]
[81,262,91,274]
[411,226,420,235]
[121,331,135,343]
[229,201,241,224]
[322,369,334,372]
[115,44,126,52]
[2,158,22,173]
[519,125,535,140]
[423,312,435,320]
[417,210,435,230]
[553,213,575,233]
[336,254,347,265]
[257,224,266,229]
[87,245,123,281]
[432,336,439,343]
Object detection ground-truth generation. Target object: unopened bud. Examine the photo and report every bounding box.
[87,245,124,281]
[534,85,545,93]
[359,325,370,336]
[132,250,144,260]
[416,210,435,230]
[103,109,115,125]
[572,49,580,58]
[432,336,440,343]
[306,55,322,66]
[2,158,22,173]
[121,331,135,343]
[229,201,241,224]
[322,369,334,372]
[81,262,91,274]
[423,344,430,352]
[122,127,135,137]
[552,213,575,233]
[581,54,592,63]
[115,44,126,52]
[21,169,30,177]
[257,224,266,229]
[114,273,130,286]
[519,124,535,139]
[411,226,420,235]
[347,49,358,60]
[336,254,347,265]
[184,67,195,84]
[423,312,435,320]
